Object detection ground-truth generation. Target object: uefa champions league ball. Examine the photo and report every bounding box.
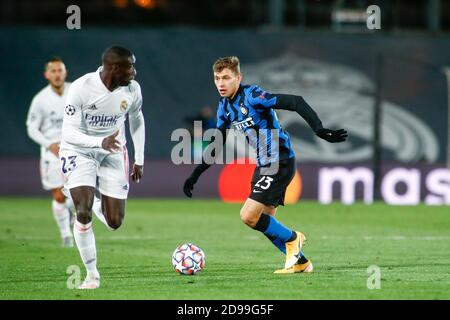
[172,243,205,275]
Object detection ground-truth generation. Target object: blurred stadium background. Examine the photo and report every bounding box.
[1,0,450,204]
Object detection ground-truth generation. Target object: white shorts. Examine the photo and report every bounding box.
[40,151,65,190]
[59,146,130,199]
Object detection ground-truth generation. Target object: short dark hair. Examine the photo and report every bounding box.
[102,46,133,63]
[44,56,64,70]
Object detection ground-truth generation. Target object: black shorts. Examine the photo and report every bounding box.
[249,157,296,207]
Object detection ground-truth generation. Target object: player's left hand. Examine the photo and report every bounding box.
[131,164,143,183]
[183,177,197,198]
[316,128,348,143]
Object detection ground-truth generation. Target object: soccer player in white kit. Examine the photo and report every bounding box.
[60,46,145,289]
[26,57,75,248]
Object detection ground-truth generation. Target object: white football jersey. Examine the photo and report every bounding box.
[26,83,71,157]
[60,68,145,164]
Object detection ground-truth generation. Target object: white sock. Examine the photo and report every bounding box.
[92,196,113,230]
[73,220,99,278]
[52,200,72,238]
[65,197,75,215]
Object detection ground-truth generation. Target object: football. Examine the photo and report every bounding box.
[172,243,205,275]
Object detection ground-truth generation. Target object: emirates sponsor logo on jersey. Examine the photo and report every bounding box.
[84,114,121,127]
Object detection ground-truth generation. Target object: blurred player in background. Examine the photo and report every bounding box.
[60,46,145,289]
[183,56,347,274]
[26,57,75,248]
[184,106,217,160]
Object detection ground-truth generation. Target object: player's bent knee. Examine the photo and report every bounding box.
[75,209,92,224]
[107,216,123,230]
[240,208,258,228]
[73,204,93,224]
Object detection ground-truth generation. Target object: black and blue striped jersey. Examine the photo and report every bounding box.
[216,84,295,166]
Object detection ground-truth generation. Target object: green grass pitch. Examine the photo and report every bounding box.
[0,197,449,300]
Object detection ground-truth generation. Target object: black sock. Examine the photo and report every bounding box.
[298,255,309,264]
[253,213,271,232]
[287,231,297,242]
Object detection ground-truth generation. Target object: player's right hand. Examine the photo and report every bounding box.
[102,131,120,152]
[183,177,197,198]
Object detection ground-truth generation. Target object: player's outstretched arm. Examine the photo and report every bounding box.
[183,124,227,198]
[273,94,348,143]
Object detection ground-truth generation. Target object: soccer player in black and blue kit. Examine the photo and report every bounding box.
[183,56,347,273]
